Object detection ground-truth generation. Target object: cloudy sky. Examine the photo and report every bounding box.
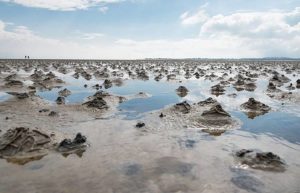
[0,0,299,59]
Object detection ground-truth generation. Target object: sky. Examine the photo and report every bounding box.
[0,0,299,59]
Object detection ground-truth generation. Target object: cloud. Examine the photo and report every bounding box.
[0,21,5,31]
[0,0,123,11]
[179,7,300,57]
[200,8,300,39]
[1,7,300,59]
[99,6,108,13]
[180,6,300,40]
[0,21,259,59]
[114,36,260,58]
[180,9,208,26]
[80,32,104,40]
[180,3,209,26]
[0,21,96,58]
[202,8,300,56]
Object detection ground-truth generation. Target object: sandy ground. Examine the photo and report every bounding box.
[0,59,300,193]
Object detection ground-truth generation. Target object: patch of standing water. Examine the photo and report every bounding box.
[37,72,101,104]
[231,111,300,144]
[0,92,10,101]
[112,79,198,119]
[36,76,210,113]
[23,71,300,144]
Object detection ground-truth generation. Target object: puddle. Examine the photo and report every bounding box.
[0,60,300,193]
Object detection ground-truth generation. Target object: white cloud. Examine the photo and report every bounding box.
[180,6,300,40]
[0,21,259,59]
[0,0,123,11]
[179,7,300,58]
[1,7,300,59]
[114,36,260,58]
[180,9,208,26]
[0,21,5,31]
[180,3,209,26]
[99,6,108,13]
[80,32,104,40]
[200,9,300,39]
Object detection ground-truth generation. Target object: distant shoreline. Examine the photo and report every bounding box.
[1,58,300,61]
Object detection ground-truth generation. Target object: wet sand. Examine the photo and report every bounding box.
[0,59,300,193]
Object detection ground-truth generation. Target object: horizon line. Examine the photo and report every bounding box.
[1,57,300,61]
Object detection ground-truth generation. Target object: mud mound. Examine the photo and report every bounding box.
[175,101,191,114]
[6,92,35,99]
[270,74,290,86]
[56,96,65,105]
[267,82,278,91]
[4,80,23,87]
[57,133,87,155]
[83,97,109,109]
[0,127,53,162]
[210,84,225,96]
[202,104,231,117]
[103,79,113,89]
[241,98,271,112]
[144,98,240,133]
[197,97,217,106]
[0,127,89,164]
[176,86,189,97]
[198,104,233,126]
[241,98,271,118]
[58,88,71,97]
[235,149,285,172]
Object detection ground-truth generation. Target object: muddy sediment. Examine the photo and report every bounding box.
[0,59,299,193]
[142,98,240,134]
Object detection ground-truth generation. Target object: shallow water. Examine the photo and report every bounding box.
[0,61,300,193]
[25,71,300,144]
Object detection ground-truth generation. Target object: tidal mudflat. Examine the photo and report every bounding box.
[0,59,300,193]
